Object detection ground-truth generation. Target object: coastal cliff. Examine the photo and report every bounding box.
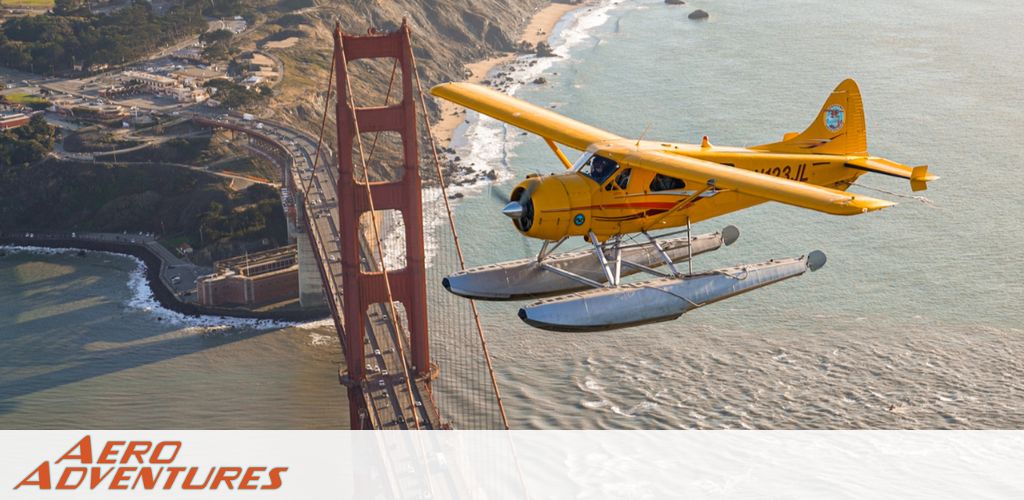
[254,0,553,175]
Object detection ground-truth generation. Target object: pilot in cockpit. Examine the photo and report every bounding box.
[587,155,619,184]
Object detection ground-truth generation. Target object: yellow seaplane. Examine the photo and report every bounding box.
[431,79,936,332]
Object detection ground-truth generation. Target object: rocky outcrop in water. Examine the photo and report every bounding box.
[665,0,686,5]
[688,9,709,20]
[535,41,556,57]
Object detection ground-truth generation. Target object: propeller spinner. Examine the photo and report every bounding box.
[505,178,540,231]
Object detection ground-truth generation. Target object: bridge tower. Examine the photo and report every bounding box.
[333,23,431,429]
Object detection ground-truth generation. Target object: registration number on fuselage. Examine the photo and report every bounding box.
[753,164,810,182]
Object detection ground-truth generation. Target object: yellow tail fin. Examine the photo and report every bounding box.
[752,79,868,155]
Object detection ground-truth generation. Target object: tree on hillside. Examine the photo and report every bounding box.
[0,0,206,75]
[203,78,265,109]
[200,28,234,44]
[53,0,88,16]
[0,115,56,166]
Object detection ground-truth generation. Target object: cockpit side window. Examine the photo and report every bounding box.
[580,154,620,185]
[649,173,686,192]
[606,168,631,191]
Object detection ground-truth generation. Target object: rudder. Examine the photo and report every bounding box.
[752,79,868,155]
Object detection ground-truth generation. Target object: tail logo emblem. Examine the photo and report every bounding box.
[824,104,845,132]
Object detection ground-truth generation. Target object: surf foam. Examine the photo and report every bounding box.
[3,245,294,331]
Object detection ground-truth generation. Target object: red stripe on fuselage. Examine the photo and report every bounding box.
[542,201,680,213]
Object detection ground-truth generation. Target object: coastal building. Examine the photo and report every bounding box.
[165,86,209,103]
[122,70,177,89]
[118,70,209,103]
[241,75,264,88]
[63,103,127,121]
[236,52,278,86]
[196,245,299,307]
[0,113,30,130]
[171,47,204,63]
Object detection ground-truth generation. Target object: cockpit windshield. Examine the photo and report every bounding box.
[578,154,620,185]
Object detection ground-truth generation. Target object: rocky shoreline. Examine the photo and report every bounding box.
[425,1,595,194]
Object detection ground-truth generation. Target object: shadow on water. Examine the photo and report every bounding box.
[0,400,19,415]
[0,255,177,345]
[0,321,284,415]
[0,252,288,414]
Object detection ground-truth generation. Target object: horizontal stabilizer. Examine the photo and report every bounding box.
[846,157,938,192]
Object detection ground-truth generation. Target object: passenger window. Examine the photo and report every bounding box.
[580,155,620,185]
[649,173,686,192]
[606,168,631,191]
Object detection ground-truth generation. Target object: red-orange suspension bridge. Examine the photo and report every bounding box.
[295,21,509,430]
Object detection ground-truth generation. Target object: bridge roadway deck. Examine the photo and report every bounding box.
[204,114,441,429]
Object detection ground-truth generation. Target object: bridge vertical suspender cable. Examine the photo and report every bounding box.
[410,52,511,430]
[300,54,334,201]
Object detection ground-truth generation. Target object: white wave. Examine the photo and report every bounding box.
[419,186,448,269]
[378,209,408,270]
[307,333,338,347]
[551,0,618,59]
[450,2,618,189]
[449,0,618,187]
[123,256,293,331]
[401,1,618,269]
[3,245,293,331]
[294,318,335,330]
[581,399,612,410]
[610,400,659,418]
[581,376,606,393]
[581,398,658,418]
[1,245,80,256]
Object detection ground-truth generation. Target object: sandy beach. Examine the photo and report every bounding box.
[432,1,587,145]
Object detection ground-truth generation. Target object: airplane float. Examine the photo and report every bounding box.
[430,79,936,332]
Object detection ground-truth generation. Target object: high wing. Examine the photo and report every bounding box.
[431,82,622,151]
[432,81,895,216]
[622,149,894,215]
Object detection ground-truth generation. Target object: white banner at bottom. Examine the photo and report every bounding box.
[2,431,1022,499]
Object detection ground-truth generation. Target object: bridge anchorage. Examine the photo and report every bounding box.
[303,21,508,429]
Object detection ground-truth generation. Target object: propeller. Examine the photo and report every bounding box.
[488,184,510,205]
[502,177,540,220]
[487,177,537,258]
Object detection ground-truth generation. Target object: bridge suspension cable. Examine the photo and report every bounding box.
[410,52,511,430]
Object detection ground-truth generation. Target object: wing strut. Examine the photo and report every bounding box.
[646,179,717,229]
[545,138,574,169]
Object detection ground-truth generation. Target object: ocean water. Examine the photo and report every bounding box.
[2,0,1022,430]
[0,249,347,428]
[448,0,1024,428]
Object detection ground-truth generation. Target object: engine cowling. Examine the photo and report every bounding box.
[503,173,592,241]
